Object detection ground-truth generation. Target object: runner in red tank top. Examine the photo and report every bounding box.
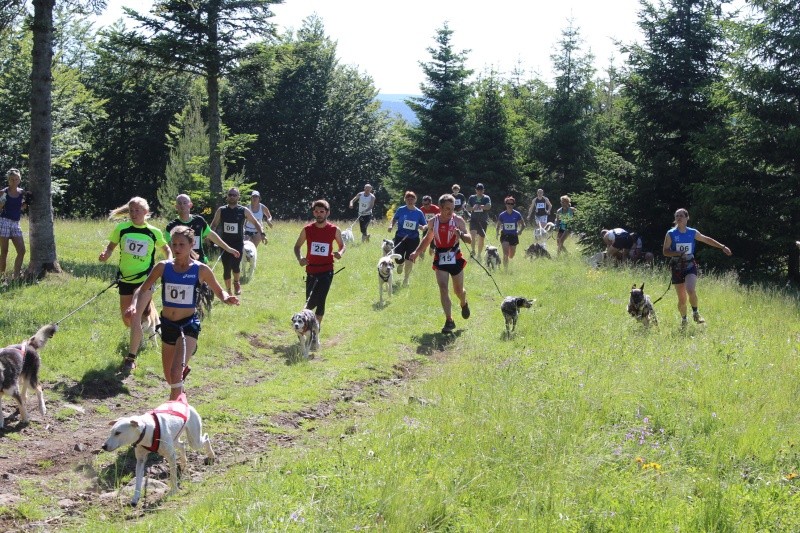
[293,199,345,346]
[409,194,472,334]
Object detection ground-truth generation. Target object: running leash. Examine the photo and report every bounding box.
[468,251,504,297]
[54,278,119,326]
[304,266,345,307]
[651,279,673,305]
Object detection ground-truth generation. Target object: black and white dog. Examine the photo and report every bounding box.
[291,309,320,359]
[381,238,394,256]
[525,242,552,259]
[378,253,402,305]
[627,283,658,327]
[0,323,57,429]
[500,296,535,336]
[242,239,258,281]
[102,393,215,506]
[485,245,501,270]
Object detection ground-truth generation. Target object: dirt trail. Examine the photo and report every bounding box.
[0,355,430,531]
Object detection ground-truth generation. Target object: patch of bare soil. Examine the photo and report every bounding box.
[0,358,428,531]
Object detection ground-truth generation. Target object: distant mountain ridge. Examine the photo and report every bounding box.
[377,94,419,124]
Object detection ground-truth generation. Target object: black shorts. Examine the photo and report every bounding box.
[671,259,699,284]
[393,235,419,261]
[222,246,243,277]
[433,252,466,276]
[118,280,144,296]
[159,314,201,345]
[469,214,488,236]
[500,234,519,246]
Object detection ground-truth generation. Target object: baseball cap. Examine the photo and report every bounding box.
[475,183,485,189]
[250,191,260,197]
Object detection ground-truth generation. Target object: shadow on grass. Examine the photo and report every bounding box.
[273,343,308,366]
[53,362,131,401]
[411,330,463,356]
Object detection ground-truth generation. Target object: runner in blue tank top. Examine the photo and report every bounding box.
[127,225,239,400]
[388,191,428,286]
[662,208,732,328]
[495,196,525,271]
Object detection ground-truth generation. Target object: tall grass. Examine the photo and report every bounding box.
[2,219,799,531]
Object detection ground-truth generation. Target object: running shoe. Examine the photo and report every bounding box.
[461,303,470,319]
[122,355,137,373]
[442,319,456,333]
[693,312,706,324]
[234,281,242,295]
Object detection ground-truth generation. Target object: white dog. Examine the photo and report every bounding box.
[341,226,355,245]
[378,253,402,305]
[242,239,257,281]
[0,324,56,428]
[485,246,501,270]
[102,393,215,506]
[291,309,320,359]
[533,222,555,246]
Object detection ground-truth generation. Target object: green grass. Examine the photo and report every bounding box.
[2,219,799,531]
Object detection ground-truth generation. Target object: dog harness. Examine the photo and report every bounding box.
[135,394,190,453]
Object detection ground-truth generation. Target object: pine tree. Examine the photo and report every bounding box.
[394,23,473,195]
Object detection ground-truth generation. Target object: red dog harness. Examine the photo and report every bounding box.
[134,393,190,453]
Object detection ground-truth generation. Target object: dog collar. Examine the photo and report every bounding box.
[132,420,149,449]
[378,270,391,282]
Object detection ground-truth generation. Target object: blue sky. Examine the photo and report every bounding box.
[99,0,649,94]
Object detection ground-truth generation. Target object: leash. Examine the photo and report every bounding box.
[387,236,408,255]
[54,278,119,325]
[651,279,672,305]
[304,266,345,307]
[468,251,504,297]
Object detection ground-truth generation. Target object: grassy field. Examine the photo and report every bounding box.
[1,218,799,531]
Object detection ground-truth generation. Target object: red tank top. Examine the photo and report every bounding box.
[305,222,338,274]
[433,215,459,248]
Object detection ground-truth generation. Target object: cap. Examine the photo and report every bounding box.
[475,183,485,189]
[250,191,260,197]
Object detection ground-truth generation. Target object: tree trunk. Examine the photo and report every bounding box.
[27,0,61,278]
[207,6,222,208]
[207,72,222,208]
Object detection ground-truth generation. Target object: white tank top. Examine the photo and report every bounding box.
[244,204,264,232]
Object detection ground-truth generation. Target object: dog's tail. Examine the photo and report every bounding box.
[28,323,58,350]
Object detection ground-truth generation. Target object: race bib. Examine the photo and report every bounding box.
[473,205,483,212]
[123,236,150,258]
[164,283,193,305]
[536,202,545,210]
[402,219,417,231]
[310,242,330,256]
[676,243,692,254]
[454,199,462,206]
[223,222,238,234]
[503,223,516,231]
[438,251,456,265]
[193,236,200,250]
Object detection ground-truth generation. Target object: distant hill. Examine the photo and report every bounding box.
[377,94,419,124]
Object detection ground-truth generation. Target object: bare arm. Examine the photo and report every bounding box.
[99,242,117,262]
[206,229,240,258]
[409,228,435,261]
[210,207,222,232]
[695,232,732,256]
[160,244,173,261]
[294,228,308,267]
[333,229,346,259]
[662,233,678,257]
[457,218,472,245]
[125,262,165,317]
[199,264,239,305]
[261,205,273,228]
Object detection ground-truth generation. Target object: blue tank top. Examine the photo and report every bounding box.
[162,262,200,309]
[668,226,697,256]
[498,210,523,235]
